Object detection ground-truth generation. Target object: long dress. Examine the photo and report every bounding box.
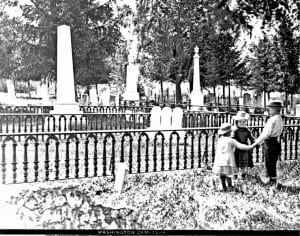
[232,127,254,168]
[212,136,238,176]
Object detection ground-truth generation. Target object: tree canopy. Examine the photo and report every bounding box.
[0,0,129,86]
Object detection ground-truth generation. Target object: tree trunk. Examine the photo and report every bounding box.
[213,85,216,104]
[228,83,231,108]
[222,84,226,105]
[176,73,182,104]
[160,77,164,103]
[291,93,293,114]
[285,91,288,114]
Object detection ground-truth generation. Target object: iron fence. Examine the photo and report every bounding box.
[0,112,300,135]
[0,105,53,114]
[0,125,299,184]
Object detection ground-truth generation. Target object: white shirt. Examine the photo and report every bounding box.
[255,114,283,145]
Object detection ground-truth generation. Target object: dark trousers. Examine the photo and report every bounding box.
[263,138,281,178]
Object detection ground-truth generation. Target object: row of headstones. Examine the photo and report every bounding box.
[149,106,183,130]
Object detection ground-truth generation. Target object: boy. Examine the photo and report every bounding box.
[252,101,283,184]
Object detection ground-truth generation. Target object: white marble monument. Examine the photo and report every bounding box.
[123,5,139,101]
[89,85,98,106]
[6,79,16,104]
[51,25,82,115]
[190,46,204,110]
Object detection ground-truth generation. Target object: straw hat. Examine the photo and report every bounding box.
[233,111,250,121]
[267,101,283,108]
[218,123,232,135]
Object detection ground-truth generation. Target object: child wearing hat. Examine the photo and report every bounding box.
[213,123,253,191]
[232,111,255,179]
[251,101,283,184]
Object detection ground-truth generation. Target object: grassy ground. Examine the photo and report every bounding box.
[0,161,299,230]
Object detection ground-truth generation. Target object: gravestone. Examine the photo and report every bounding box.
[6,79,16,105]
[172,107,185,140]
[296,104,300,117]
[89,85,98,106]
[149,106,161,129]
[171,107,183,129]
[40,83,50,105]
[147,106,161,140]
[161,107,172,138]
[102,87,111,106]
[114,162,129,194]
[51,25,82,115]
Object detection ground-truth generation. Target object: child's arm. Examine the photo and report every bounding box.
[247,128,255,144]
[231,125,238,139]
[232,139,252,151]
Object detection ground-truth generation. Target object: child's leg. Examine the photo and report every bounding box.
[226,176,233,187]
[241,168,246,178]
[220,175,227,190]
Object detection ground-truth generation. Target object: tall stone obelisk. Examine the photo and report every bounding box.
[190,46,204,110]
[123,2,139,102]
[51,25,82,114]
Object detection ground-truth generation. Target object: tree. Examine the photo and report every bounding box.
[137,0,246,103]
[0,0,127,88]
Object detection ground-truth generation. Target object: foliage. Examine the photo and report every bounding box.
[0,0,128,86]
[137,0,249,102]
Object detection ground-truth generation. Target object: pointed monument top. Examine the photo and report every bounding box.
[194,46,199,55]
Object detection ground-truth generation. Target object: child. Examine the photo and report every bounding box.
[213,123,253,191]
[232,111,255,179]
[252,101,283,184]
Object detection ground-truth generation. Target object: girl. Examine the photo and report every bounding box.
[213,123,253,191]
[232,111,255,179]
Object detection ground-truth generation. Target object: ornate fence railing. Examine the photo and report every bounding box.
[0,125,299,184]
[0,113,150,135]
[0,112,300,134]
[0,103,270,115]
[0,105,53,114]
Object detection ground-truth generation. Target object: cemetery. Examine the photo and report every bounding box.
[0,0,299,232]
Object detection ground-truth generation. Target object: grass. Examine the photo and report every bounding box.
[0,160,299,230]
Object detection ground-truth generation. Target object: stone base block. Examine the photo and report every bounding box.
[51,103,83,115]
[123,91,139,101]
[190,90,204,109]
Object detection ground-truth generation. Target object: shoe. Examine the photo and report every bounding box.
[259,176,270,185]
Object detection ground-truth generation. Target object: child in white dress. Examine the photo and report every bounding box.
[213,123,253,191]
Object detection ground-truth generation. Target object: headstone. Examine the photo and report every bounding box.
[161,107,172,128]
[171,107,183,129]
[149,106,161,129]
[161,107,172,138]
[89,85,98,106]
[6,79,16,105]
[295,104,300,117]
[51,25,82,115]
[190,46,204,110]
[171,107,185,140]
[102,86,111,106]
[40,83,50,105]
[114,162,129,193]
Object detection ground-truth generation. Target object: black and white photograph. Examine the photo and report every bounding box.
[0,0,299,234]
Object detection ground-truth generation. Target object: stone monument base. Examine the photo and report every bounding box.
[123,91,140,102]
[190,90,204,111]
[51,103,83,115]
[295,104,300,117]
